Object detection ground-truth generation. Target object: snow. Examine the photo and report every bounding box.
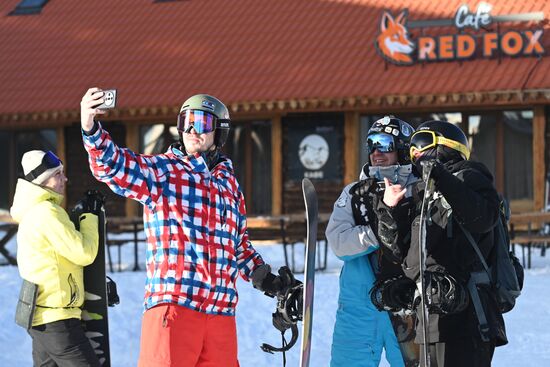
[1,232,549,366]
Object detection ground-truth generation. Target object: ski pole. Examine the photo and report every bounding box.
[419,161,436,367]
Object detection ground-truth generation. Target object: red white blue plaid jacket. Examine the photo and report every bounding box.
[82,123,265,315]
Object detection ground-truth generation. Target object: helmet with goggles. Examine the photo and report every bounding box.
[409,120,470,163]
[177,94,231,150]
[366,116,415,165]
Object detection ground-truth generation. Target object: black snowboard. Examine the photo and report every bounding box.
[72,192,112,366]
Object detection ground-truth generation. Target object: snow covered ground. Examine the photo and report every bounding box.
[1,231,549,366]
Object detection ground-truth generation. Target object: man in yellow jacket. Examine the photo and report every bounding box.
[11,150,101,366]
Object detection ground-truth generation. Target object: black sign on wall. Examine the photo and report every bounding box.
[284,114,344,181]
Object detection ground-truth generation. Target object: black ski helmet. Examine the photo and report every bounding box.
[410,120,470,162]
[177,94,231,151]
[366,116,415,164]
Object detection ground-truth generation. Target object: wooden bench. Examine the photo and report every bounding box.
[247,213,330,273]
[509,212,550,269]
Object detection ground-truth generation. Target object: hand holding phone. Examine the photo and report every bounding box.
[95,89,117,109]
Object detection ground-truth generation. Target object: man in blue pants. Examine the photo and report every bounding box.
[327,117,418,366]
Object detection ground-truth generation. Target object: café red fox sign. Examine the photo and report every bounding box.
[376,2,545,65]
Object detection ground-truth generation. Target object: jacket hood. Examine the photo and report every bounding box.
[169,144,235,179]
[10,179,64,223]
[211,153,234,179]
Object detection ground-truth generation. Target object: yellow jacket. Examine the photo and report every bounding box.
[10,179,99,326]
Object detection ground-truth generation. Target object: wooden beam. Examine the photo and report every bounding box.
[8,132,16,204]
[57,126,66,207]
[533,106,546,211]
[495,113,504,193]
[125,122,139,152]
[125,122,140,217]
[344,112,360,184]
[56,126,66,166]
[244,125,253,210]
[271,116,282,215]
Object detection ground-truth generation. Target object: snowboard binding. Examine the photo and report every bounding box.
[370,274,416,313]
[260,268,303,354]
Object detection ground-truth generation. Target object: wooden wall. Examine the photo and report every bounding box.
[534,106,547,211]
[546,106,550,209]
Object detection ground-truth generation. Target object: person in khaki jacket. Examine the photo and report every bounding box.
[11,150,101,367]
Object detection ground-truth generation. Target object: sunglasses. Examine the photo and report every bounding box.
[366,133,396,154]
[177,110,217,134]
[25,151,62,181]
[409,130,470,161]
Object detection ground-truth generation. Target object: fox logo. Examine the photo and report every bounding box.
[376,10,415,65]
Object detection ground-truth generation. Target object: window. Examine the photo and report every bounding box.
[9,0,50,16]
[224,121,272,215]
[140,124,178,155]
[468,111,534,211]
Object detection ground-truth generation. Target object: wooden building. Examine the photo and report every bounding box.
[1,0,549,217]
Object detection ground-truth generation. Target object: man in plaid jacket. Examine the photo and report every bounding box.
[80,88,285,367]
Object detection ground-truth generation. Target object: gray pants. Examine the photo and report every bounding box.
[28,318,100,367]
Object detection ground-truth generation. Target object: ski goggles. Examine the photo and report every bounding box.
[24,151,62,181]
[366,133,396,154]
[177,109,217,134]
[409,130,470,161]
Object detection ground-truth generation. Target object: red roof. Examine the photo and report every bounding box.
[1,0,549,116]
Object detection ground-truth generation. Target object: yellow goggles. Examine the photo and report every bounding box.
[409,130,470,161]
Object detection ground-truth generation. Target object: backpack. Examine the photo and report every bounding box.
[459,197,524,314]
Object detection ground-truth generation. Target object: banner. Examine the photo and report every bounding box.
[284,115,343,181]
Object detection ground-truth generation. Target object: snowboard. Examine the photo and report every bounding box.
[418,162,436,367]
[299,178,318,367]
[78,192,112,366]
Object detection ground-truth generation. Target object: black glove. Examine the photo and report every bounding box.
[413,144,438,176]
[370,275,416,312]
[70,190,105,228]
[252,265,300,298]
[84,190,105,215]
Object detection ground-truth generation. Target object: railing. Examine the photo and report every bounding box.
[105,217,144,272]
[509,212,550,269]
[104,213,331,273]
[247,213,330,273]
[0,222,18,266]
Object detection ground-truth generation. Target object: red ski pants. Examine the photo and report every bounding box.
[138,303,239,367]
